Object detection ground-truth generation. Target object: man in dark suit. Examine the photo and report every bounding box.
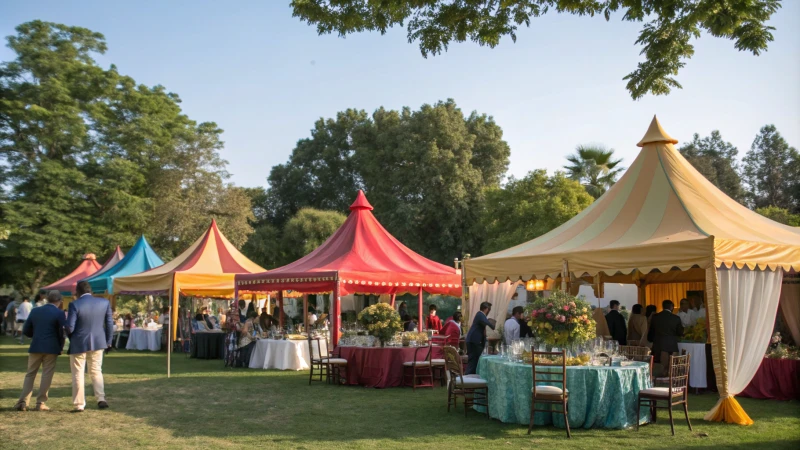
[605,300,627,345]
[647,299,684,363]
[67,281,113,412]
[465,302,496,375]
[13,290,67,411]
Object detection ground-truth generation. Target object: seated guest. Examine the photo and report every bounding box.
[208,316,221,330]
[426,304,442,332]
[504,306,523,345]
[200,307,214,329]
[626,304,648,347]
[259,310,273,332]
[404,315,418,332]
[239,300,247,324]
[648,300,684,363]
[605,300,627,345]
[593,307,611,339]
[194,313,210,332]
[237,311,260,367]
[440,312,462,347]
[308,307,318,326]
[677,298,694,327]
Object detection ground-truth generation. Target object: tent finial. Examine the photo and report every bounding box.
[637,115,678,147]
[350,190,374,211]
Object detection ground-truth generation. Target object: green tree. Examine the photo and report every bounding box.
[679,131,744,202]
[291,0,782,99]
[563,145,623,198]
[481,170,594,254]
[282,208,347,263]
[755,206,800,227]
[742,125,800,212]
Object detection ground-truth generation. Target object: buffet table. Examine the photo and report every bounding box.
[677,342,707,388]
[191,331,226,359]
[739,358,800,401]
[126,327,162,351]
[249,339,326,371]
[338,346,445,388]
[475,356,650,429]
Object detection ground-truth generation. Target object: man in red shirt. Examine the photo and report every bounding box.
[426,304,442,332]
[439,312,462,347]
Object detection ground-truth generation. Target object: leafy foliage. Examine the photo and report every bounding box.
[756,206,800,227]
[282,208,347,262]
[482,170,593,255]
[679,131,744,202]
[563,145,624,198]
[291,0,782,99]
[742,125,800,213]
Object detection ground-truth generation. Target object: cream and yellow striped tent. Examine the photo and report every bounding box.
[466,116,800,425]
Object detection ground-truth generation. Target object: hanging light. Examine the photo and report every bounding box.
[525,279,545,291]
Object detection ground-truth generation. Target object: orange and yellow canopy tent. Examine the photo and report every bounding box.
[113,219,266,339]
[466,116,800,425]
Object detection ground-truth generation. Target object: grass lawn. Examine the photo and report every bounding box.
[1,336,798,449]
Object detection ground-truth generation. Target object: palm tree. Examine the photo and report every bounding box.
[563,145,624,198]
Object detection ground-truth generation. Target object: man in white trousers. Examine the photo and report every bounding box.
[66,281,113,412]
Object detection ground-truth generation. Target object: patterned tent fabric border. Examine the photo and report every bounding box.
[237,277,458,289]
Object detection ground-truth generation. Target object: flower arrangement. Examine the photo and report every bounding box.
[401,331,428,346]
[766,332,800,360]
[683,322,707,343]
[357,303,403,345]
[525,290,596,346]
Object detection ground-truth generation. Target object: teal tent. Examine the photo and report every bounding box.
[84,235,164,294]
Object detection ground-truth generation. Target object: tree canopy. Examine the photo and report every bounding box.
[291,0,783,99]
[742,125,800,213]
[0,21,253,294]
[563,145,623,198]
[679,131,744,202]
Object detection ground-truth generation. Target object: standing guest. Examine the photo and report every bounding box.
[592,306,611,339]
[648,300,684,363]
[466,302,495,375]
[34,293,47,308]
[308,306,319,327]
[518,311,534,338]
[677,298,694,327]
[440,312,462,347]
[158,307,170,350]
[13,291,68,411]
[626,304,649,347]
[236,311,260,367]
[238,300,247,324]
[66,281,113,412]
[4,298,18,336]
[201,307,214,329]
[692,297,706,323]
[426,304,443,332]
[16,297,33,344]
[504,306,523,345]
[605,300,627,345]
[398,301,408,319]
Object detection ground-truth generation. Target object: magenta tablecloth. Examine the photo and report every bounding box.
[739,358,800,401]
[338,346,444,388]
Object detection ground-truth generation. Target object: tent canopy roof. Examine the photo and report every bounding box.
[84,236,164,294]
[93,246,125,278]
[466,116,800,284]
[42,254,102,295]
[237,190,461,296]
[113,220,265,296]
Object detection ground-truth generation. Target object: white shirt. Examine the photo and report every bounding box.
[504,317,520,345]
[16,301,32,321]
[309,313,318,324]
[677,310,693,328]
[694,307,705,323]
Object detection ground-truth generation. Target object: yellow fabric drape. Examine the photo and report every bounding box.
[704,265,753,425]
[645,282,705,311]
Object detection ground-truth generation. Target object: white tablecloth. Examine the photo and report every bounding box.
[249,339,327,371]
[127,328,162,351]
[677,342,707,388]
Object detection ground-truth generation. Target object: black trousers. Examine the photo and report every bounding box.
[466,341,483,375]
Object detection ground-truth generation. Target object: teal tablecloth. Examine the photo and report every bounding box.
[475,356,651,429]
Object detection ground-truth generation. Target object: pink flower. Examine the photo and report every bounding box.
[547,303,553,308]
[563,305,570,311]
[558,315,566,323]
[531,311,538,317]
[546,313,553,319]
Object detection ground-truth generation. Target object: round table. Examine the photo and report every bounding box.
[476,356,651,429]
[191,332,226,359]
[338,346,444,388]
[677,342,707,388]
[126,328,162,351]
[249,339,326,371]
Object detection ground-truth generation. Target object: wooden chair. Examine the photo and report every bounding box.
[430,335,449,387]
[443,346,489,417]
[529,349,570,438]
[619,345,654,382]
[654,349,687,386]
[637,354,692,435]
[324,344,348,385]
[308,337,329,384]
[403,341,434,390]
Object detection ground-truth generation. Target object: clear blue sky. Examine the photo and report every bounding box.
[2,1,798,188]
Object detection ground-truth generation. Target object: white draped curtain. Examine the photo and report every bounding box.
[468,281,519,324]
[717,266,783,395]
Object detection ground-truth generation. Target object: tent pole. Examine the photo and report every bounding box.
[390,293,396,308]
[418,289,424,331]
[561,259,569,291]
[167,290,172,379]
[278,291,284,329]
[303,294,309,334]
[332,281,341,347]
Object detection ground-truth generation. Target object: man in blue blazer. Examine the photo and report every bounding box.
[13,290,67,411]
[67,281,113,412]
[465,302,496,375]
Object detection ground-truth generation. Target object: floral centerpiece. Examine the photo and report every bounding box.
[683,322,707,343]
[357,303,403,346]
[766,332,800,360]
[525,291,596,347]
